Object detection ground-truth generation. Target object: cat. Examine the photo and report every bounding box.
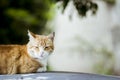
[0,30,55,74]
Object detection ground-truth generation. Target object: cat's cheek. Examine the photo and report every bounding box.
[29,50,37,58]
[43,52,49,58]
[30,50,34,54]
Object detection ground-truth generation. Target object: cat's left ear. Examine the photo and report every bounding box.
[48,32,55,41]
[28,30,36,41]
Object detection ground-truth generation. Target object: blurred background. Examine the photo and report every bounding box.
[0,0,54,44]
[1,0,120,76]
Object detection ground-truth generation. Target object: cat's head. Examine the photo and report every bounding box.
[27,30,55,60]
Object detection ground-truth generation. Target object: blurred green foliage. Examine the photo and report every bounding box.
[104,0,116,5]
[0,0,54,44]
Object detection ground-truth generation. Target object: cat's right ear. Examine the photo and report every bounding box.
[28,30,36,41]
[48,32,55,41]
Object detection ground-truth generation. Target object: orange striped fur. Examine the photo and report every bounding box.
[0,31,54,74]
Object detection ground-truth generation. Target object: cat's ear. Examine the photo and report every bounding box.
[48,32,55,41]
[28,30,36,41]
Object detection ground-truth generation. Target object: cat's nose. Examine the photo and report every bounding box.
[40,52,44,57]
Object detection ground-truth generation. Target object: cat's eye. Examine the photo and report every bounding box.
[45,46,49,49]
[35,46,39,49]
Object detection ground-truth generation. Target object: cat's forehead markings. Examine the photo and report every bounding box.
[46,40,52,45]
[36,36,47,46]
[35,35,53,46]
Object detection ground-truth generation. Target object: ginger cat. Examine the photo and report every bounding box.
[0,30,54,74]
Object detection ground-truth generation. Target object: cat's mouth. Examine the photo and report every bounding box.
[34,57,39,59]
[34,56,43,59]
[34,56,46,60]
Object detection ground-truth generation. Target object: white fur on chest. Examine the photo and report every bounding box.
[36,58,48,72]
